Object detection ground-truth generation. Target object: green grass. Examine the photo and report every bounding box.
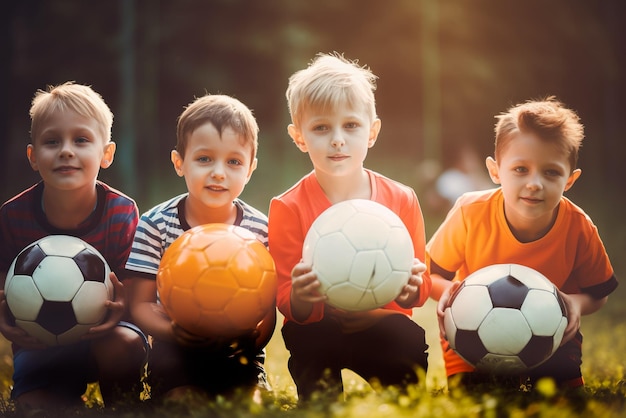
[1,291,625,417]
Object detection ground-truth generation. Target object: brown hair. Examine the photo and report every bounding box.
[494,96,584,171]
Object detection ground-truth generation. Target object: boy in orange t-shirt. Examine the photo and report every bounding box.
[268,53,431,402]
[427,97,618,390]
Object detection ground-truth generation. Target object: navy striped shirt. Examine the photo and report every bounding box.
[125,193,268,278]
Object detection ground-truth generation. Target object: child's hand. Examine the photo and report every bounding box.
[290,261,326,321]
[558,290,582,345]
[83,272,126,339]
[0,290,47,349]
[395,258,426,308]
[436,280,461,339]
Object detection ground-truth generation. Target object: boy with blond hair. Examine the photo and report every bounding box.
[268,53,431,402]
[126,94,274,402]
[0,82,148,410]
[428,97,618,390]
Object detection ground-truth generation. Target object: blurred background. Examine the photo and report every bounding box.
[2,0,624,259]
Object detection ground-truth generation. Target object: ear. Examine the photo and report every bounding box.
[288,124,307,153]
[26,144,39,171]
[100,141,116,169]
[171,150,184,177]
[485,156,501,185]
[245,158,258,184]
[368,118,381,148]
[564,168,582,192]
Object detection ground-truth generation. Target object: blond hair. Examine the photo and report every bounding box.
[286,53,378,127]
[494,96,584,171]
[29,81,113,142]
[176,94,259,162]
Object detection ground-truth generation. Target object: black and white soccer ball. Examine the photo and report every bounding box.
[443,264,568,374]
[4,235,113,346]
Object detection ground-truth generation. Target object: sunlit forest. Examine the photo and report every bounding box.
[1,1,625,416]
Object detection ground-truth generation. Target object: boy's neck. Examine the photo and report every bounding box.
[315,168,372,204]
[41,183,98,229]
[184,197,237,228]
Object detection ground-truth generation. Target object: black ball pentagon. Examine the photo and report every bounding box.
[13,244,46,276]
[37,300,78,335]
[73,249,106,282]
[518,335,555,368]
[488,275,529,309]
[455,329,489,365]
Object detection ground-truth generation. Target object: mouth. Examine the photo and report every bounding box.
[206,185,228,192]
[520,196,543,204]
[328,154,349,162]
[54,166,80,174]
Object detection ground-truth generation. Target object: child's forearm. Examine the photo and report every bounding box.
[569,293,608,316]
[430,275,453,301]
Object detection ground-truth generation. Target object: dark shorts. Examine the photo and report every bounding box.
[148,339,268,398]
[11,321,149,399]
[282,313,429,400]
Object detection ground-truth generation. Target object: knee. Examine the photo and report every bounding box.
[92,326,147,371]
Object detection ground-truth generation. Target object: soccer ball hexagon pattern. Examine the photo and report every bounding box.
[443,264,568,374]
[302,199,414,311]
[156,224,277,339]
[4,235,113,346]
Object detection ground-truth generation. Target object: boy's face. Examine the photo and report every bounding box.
[27,109,114,192]
[288,103,380,179]
[486,132,581,234]
[171,122,256,211]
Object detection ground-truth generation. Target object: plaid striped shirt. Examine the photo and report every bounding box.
[0,181,139,279]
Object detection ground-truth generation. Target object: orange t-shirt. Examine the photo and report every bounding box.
[427,188,617,376]
[268,170,431,328]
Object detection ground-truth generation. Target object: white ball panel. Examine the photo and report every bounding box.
[58,324,93,345]
[372,270,408,305]
[509,264,553,291]
[465,264,511,286]
[15,320,57,346]
[443,308,458,349]
[449,286,493,330]
[313,233,356,286]
[325,281,367,311]
[478,308,531,354]
[37,235,86,257]
[384,226,414,271]
[5,276,44,320]
[313,203,357,235]
[350,250,390,289]
[32,257,83,301]
[520,289,564,336]
[72,282,109,324]
[343,214,389,250]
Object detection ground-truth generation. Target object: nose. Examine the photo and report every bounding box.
[526,173,543,191]
[210,161,226,180]
[59,139,75,158]
[330,128,345,148]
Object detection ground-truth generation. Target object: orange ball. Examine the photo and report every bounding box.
[156,224,277,339]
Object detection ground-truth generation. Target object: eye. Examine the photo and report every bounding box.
[345,122,359,129]
[197,156,211,163]
[514,166,528,174]
[228,158,243,166]
[545,169,562,177]
[75,136,90,144]
[312,124,328,132]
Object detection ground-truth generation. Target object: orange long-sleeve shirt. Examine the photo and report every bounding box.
[268,170,431,327]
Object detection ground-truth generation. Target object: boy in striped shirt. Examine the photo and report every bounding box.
[125,94,273,402]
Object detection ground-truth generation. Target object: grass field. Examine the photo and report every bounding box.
[0,285,625,417]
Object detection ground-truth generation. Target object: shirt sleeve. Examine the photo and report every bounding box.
[268,198,325,324]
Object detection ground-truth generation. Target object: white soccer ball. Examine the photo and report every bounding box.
[443,264,568,374]
[4,235,114,346]
[302,199,414,311]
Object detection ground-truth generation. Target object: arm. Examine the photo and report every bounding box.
[128,276,175,342]
[560,291,608,344]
